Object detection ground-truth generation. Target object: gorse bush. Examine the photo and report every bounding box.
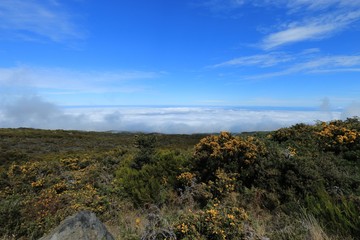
[316,121,360,154]
[207,169,238,200]
[192,131,267,184]
[0,131,132,239]
[174,201,252,240]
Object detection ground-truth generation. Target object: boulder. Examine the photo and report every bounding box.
[38,211,114,240]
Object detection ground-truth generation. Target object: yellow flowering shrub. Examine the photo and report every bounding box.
[7,164,21,178]
[284,146,297,159]
[60,155,92,170]
[193,132,267,182]
[207,169,237,199]
[176,172,196,187]
[174,202,250,240]
[5,152,110,239]
[316,121,359,153]
[31,178,45,189]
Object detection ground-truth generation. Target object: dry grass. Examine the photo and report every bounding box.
[301,213,331,240]
[0,235,16,240]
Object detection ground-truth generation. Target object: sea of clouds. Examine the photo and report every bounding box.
[0,96,359,134]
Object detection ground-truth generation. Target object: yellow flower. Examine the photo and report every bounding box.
[178,223,189,233]
[31,179,45,188]
[227,214,235,220]
[135,218,141,227]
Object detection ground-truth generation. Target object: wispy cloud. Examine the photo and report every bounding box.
[0,66,161,94]
[0,0,84,42]
[245,54,360,79]
[212,52,293,68]
[284,0,360,12]
[261,24,335,50]
[261,10,360,50]
[195,0,245,12]
[199,0,360,49]
[213,50,360,79]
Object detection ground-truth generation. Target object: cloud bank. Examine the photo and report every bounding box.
[1,96,357,134]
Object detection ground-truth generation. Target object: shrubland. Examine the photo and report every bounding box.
[0,118,359,239]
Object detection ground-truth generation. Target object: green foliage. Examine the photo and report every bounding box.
[256,120,360,203]
[257,154,324,205]
[132,135,157,170]
[273,123,315,140]
[0,195,22,238]
[305,189,360,237]
[115,149,189,206]
[174,201,253,240]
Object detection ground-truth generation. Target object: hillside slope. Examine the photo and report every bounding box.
[1,119,359,239]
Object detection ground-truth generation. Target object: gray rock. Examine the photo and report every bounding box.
[38,211,114,240]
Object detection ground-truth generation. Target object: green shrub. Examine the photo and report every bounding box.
[174,201,255,240]
[131,135,157,170]
[0,195,22,238]
[115,150,189,206]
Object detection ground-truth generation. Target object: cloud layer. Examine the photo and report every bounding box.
[1,96,356,134]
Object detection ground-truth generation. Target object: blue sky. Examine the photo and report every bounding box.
[0,0,360,132]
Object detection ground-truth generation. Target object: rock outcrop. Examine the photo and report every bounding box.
[38,211,114,240]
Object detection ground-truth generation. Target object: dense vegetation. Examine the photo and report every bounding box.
[1,118,359,239]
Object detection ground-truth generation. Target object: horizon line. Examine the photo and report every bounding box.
[60,104,343,112]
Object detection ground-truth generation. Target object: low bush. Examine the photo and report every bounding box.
[174,201,254,240]
[115,150,189,206]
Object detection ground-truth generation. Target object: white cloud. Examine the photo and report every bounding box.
[0,96,62,128]
[0,96,348,133]
[199,0,360,49]
[300,55,360,69]
[0,66,161,94]
[0,0,83,42]
[251,0,360,12]
[196,0,245,12]
[214,51,360,79]
[261,10,360,49]
[261,25,335,50]
[285,0,360,12]
[212,52,293,68]
[271,55,360,76]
